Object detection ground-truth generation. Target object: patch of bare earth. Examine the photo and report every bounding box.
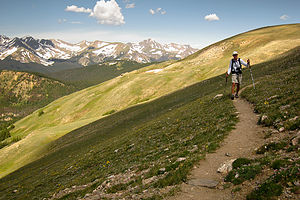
[167,97,267,200]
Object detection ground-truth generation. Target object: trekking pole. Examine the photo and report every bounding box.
[249,66,255,89]
[225,75,228,90]
[224,72,228,95]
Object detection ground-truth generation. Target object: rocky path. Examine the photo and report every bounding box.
[167,97,266,200]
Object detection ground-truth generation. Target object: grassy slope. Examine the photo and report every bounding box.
[225,47,300,199]
[0,70,76,148]
[0,24,299,178]
[0,64,238,200]
[0,46,299,200]
[48,61,154,89]
[0,70,75,108]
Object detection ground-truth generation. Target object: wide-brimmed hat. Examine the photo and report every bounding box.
[232,51,238,55]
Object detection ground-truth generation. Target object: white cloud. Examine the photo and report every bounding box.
[150,9,155,15]
[126,3,135,9]
[58,19,67,24]
[90,0,125,25]
[65,5,92,13]
[65,0,125,26]
[150,8,166,15]
[280,14,289,20]
[70,21,82,24]
[204,14,220,21]
[58,19,82,25]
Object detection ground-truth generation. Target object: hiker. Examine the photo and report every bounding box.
[226,51,250,100]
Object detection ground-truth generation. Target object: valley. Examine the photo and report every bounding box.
[0,23,299,200]
[0,23,299,179]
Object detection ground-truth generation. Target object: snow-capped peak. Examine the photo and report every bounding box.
[0,35,10,45]
[0,36,198,67]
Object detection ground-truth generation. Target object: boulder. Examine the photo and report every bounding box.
[176,157,186,162]
[261,115,268,122]
[291,135,300,146]
[217,159,236,174]
[214,94,223,99]
[187,178,219,188]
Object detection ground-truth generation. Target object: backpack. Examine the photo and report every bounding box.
[231,58,242,74]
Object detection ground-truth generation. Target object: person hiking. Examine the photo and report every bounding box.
[226,51,250,100]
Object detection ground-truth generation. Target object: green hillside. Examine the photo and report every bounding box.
[0,70,75,109]
[0,24,299,178]
[0,70,76,149]
[0,46,299,200]
[48,60,154,89]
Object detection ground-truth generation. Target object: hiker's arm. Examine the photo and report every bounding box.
[240,59,249,67]
[226,60,232,76]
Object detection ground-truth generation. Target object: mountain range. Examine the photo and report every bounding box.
[0,24,300,200]
[0,35,198,67]
[1,24,299,180]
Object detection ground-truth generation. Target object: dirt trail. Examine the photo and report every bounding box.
[167,97,267,200]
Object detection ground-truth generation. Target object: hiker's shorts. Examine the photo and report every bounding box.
[232,74,242,84]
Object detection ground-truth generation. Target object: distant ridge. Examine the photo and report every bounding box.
[0,36,198,67]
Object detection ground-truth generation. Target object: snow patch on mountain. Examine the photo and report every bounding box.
[0,35,198,66]
[93,44,118,56]
[0,35,10,45]
[56,40,82,52]
[97,42,109,48]
[0,47,18,60]
[130,44,144,54]
[152,50,163,55]
[146,69,163,73]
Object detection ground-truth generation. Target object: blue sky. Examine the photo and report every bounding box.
[0,0,299,48]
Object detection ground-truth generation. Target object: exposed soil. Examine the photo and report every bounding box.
[167,97,267,200]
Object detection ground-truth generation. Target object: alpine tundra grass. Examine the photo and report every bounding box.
[0,70,238,200]
[0,46,299,199]
[1,24,300,180]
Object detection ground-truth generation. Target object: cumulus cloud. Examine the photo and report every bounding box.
[280,14,289,20]
[149,9,155,15]
[150,8,166,15]
[126,3,135,9]
[90,0,125,25]
[65,5,92,13]
[204,14,220,21]
[65,0,125,26]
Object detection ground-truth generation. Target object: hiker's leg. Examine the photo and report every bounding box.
[236,83,240,95]
[231,74,238,99]
[231,83,235,94]
[236,74,242,97]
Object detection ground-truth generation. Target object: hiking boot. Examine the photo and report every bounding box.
[231,95,234,100]
[235,94,239,98]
